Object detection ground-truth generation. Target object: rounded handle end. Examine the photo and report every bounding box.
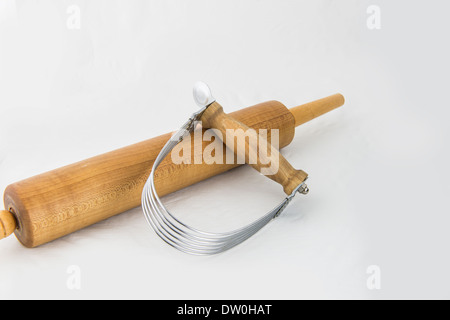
[0,210,17,240]
[193,81,215,108]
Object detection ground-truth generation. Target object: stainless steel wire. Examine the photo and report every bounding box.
[141,109,307,255]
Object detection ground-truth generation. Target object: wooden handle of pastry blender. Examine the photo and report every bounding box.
[200,101,308,195]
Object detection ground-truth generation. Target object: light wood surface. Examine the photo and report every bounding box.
[1,94,344,247]
[0,210,16,240]
[200,101,308,195]
[290,93,345,127]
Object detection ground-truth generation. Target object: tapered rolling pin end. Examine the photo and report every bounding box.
[0,210,17,240]
[290,93,345,127]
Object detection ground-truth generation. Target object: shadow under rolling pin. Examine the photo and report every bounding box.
[0,94,344,247]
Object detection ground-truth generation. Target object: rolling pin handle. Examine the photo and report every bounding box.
[0,210,17,240]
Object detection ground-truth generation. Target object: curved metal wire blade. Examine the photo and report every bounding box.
[141,112,305,255]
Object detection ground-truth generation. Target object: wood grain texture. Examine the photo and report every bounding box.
[200,102,307,195]
[3,101,295,248]
[0,210,16,239]
[290,93,345,127]
[2,94,344,248]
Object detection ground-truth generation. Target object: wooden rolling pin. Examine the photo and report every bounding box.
[0,94,344,247]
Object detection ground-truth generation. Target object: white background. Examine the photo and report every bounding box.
[1,0,449,299]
